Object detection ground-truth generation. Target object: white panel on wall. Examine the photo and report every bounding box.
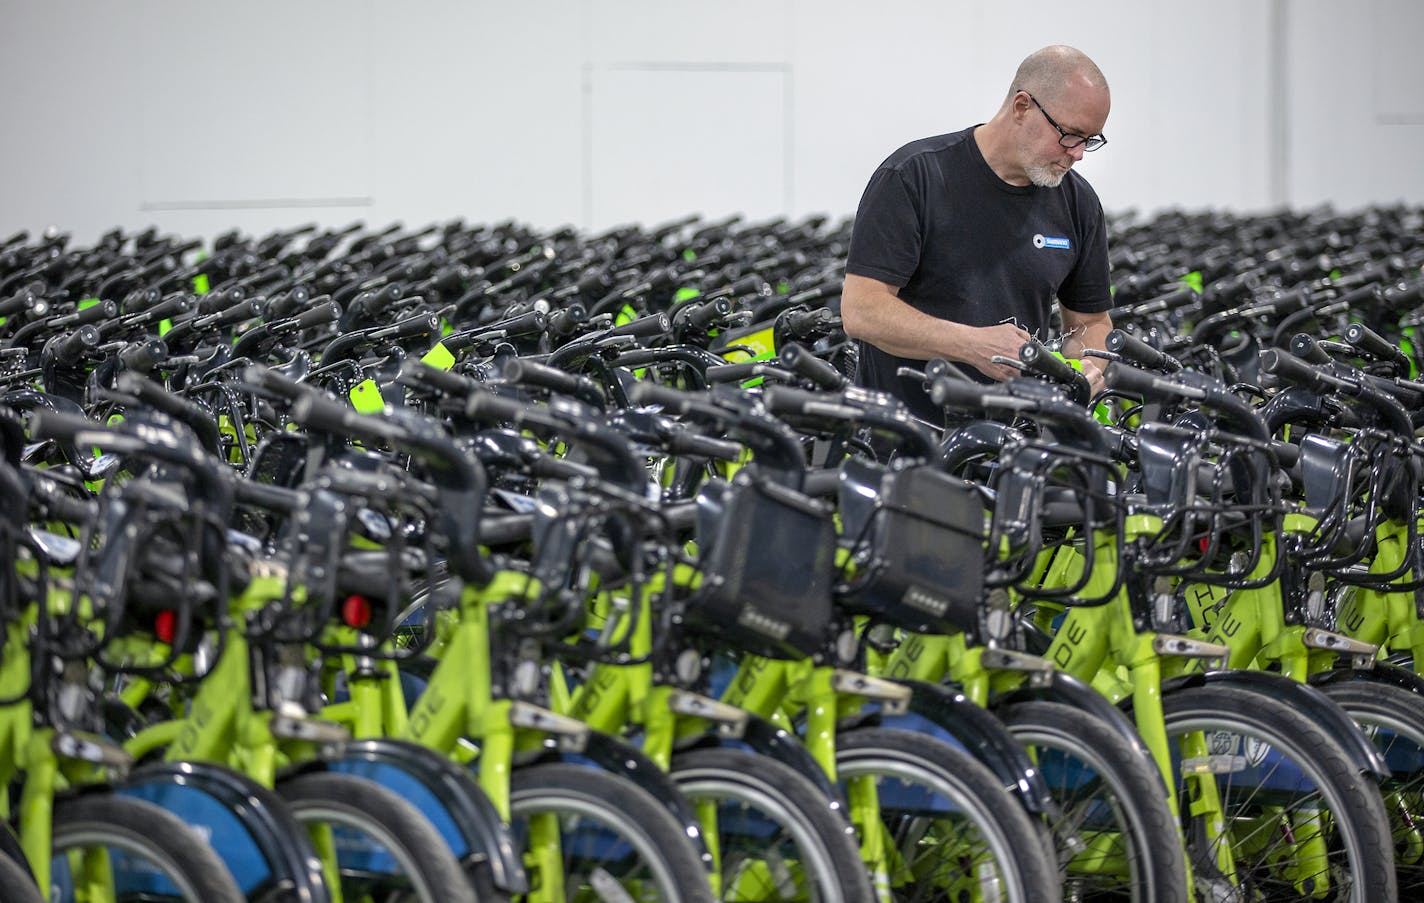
[1372,0,1424,121]
[364,1,585,231]
[586,65,787,229]
[584,0,790,65]
[134,0,371,208]
[0,1,144,235]
[1288,0,1424,209]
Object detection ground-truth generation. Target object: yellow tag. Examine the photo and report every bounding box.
[722,325,776,363]
[421,342,456,371]
[349,379,385,413]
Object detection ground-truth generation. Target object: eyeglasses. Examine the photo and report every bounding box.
[1026,93,1107,152]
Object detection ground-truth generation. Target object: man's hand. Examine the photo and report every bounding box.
[1077,356,1106,396]
[963,322,1032,381]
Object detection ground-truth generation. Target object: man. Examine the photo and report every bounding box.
[841,44,1114,423]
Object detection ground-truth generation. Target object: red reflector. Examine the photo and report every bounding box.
[1198,536,1211,554]
[342,594,372,629]
[154,610,177,645]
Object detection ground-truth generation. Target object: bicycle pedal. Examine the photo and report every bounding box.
[1153,634,1230,668]
[979,647,1056,686]
[52,731,133,776]
[1180,754,1248,775]
[508,701,590,752]
[666,691,748,738]
[830,669,911,715]
[1301,628,1378,667]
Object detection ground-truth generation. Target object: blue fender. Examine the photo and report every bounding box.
[117,760,329,903]
[312,738,528,895]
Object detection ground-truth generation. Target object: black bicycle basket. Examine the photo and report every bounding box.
[689,472,836,660]
[835,459,986,633]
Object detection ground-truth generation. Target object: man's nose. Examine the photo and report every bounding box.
[1067,142,1087,162]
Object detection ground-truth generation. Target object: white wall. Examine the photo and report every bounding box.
[0,0,1419,244]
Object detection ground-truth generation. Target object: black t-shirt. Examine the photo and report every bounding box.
[845,126,1112,422]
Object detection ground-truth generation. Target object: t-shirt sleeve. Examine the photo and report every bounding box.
[1057,191,1113,313]
[845,166,922,288]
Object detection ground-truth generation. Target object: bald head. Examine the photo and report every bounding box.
[1006,45,1109,107]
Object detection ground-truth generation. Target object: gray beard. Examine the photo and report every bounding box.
[1025,163,1066,188]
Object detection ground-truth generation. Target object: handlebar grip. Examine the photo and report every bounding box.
[242,364,308,401]
[29,409,104,444]
[464,391,534,425]
[232,478,304,513]
[39,487,97,523]
[128,295,192,325]
[666,430,743,460]
[369,311,440,341]
[778,343,843,390]
[1259,348,1331,392]
[71,299,119,326]
[1105,329,1179,372]
[678,298,731,332]
[763,384,846,419]
[627,380,701,414]
[489,309,549,338]
[1288,334,1334,365]
[1344,322,1407,364]
[291,391,401,442]
[54,325,101,365]
[929,375,991,411]
[208,297,266,327]
[0,292,40,317]
[1103,360,1200,402]
[607,312,670,340]
[546,304,586,337]
[398,358,475,397]
[289,299,342,330]
[498,357,594,399]
[118,338,168,372]
[1020,341,1091,405]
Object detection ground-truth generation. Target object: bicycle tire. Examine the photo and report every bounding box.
[276,770,477,903]
[1160,684,1395,902]
[0,848,44,903]
[671,746,876,903]
[1000,699,1189,903]
[509,761,716,903]
[835,726,1060,903]
[1316,679,1424,899]
[50,792,246,903]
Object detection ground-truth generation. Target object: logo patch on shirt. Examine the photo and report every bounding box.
[1033,233,1072,250]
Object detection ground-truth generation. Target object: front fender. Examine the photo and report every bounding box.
[311,737,527,895]
[886,679,1056,815]
[117,760,329,903]
[550,728,715,878]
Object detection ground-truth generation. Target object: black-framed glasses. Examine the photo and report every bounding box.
[1026,93,1107,152]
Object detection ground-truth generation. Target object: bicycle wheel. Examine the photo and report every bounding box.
[671,746,875,903]
[50,793,246,903]
[1160,685,1395,902]
[0,849,44,903]
[835,726,1060,903]
[1316,679,1424,898]
[277,771,477,903]
[1000,700,1189,903]
[509,761,716,903]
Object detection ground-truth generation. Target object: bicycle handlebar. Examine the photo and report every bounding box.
[1105,329,1181,373]
[778,343,844,390]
